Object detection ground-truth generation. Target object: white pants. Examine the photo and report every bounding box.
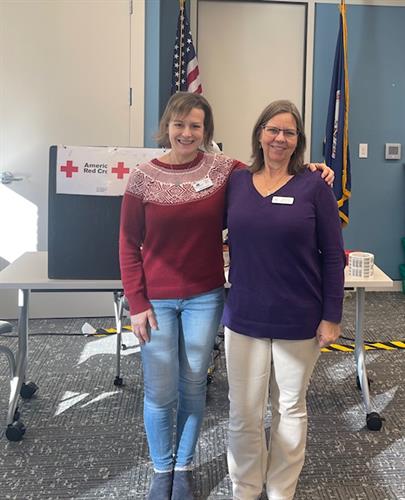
[225,328,320,500]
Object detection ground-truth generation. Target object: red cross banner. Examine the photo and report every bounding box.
[56,146,166,196]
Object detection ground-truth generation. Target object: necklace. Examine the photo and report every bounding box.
[167,153,186,186]
[254,171,292,196]
[161,152,198,186]
[169,164,181,186]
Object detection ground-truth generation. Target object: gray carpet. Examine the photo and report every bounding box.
[0,291,404,499]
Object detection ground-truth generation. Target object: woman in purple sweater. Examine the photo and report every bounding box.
[222,100,345,500]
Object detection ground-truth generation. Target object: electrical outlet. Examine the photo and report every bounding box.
[359,143,368,159]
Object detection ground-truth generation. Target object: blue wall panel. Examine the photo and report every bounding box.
[144,0,161,147]
[312,4,405,279]
[144,0,187,147]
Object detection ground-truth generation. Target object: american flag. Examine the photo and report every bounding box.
[171,2,202,94]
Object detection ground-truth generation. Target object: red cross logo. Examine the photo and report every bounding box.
[60,160,78,178]
[111,161,130,179]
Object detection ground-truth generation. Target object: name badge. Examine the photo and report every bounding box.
[272,196,294,205]
[192,177,213,192]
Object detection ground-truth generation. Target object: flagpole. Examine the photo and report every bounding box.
[340,0,350,202]
[177,0,185,92]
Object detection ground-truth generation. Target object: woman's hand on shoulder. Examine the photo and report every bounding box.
[316,320,341,348]
[130,308,158,345]
[307,162,334,186]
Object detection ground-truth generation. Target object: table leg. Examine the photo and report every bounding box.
[0,344,17,421]
[354,287,383,430]
[2,289,32,441]
[6,289,29,425]
[113,291,124,386]
[354,288,371,410]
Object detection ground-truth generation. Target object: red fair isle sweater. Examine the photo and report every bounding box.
[119,151,243,315]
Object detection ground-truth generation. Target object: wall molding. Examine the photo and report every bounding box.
[131,0,145,147]
[316,0,405,6]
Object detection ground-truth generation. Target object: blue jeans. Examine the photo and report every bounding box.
[141,287,224,472]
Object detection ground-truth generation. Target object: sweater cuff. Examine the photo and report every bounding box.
[126,292,152,316]
[322,296,344,324]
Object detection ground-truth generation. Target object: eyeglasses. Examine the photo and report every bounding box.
[261,126,299,139]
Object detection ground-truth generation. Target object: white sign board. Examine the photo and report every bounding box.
[56,145,166,196]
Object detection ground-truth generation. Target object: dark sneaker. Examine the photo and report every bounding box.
[171,470,194,500]
[147,471,173,500]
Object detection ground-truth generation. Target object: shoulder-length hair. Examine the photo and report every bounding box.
[250,100,306,175]
[155,92,214,151]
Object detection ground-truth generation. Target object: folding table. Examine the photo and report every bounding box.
[0,252,393,440]
[0,251,125,441]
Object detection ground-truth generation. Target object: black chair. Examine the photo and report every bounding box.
[0,320,12,335]
[0,321,16,389]
[0,320,29,440]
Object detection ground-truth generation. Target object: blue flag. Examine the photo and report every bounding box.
[324,1,351,225]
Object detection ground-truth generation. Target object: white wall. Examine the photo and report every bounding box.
[0,0,145,318]
[196,0,306,164]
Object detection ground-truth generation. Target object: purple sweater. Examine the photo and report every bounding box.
[222,168,345,340]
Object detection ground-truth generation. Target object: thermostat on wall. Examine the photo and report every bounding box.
[385,143,401,160]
